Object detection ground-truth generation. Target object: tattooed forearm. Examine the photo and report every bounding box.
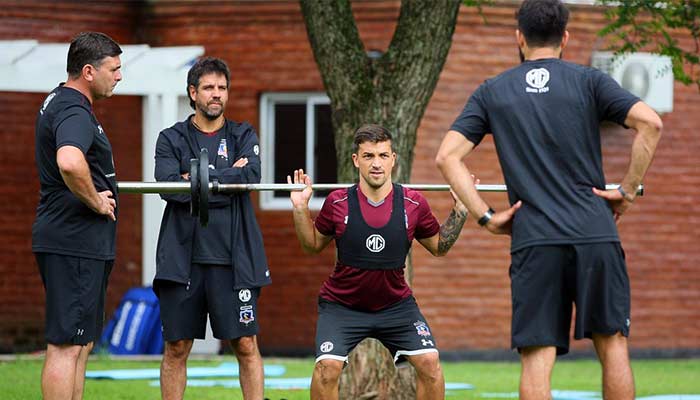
[437,207,468,255]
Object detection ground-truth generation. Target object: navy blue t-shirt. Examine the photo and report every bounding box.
[450,58,639,252]
[32,85,118,259]
[191,124,232,265]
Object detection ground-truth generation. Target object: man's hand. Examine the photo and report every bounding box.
[287,169,313,209]
[592,187,633,222]
[449,174,477,215]
[232,157,248,168]
[485,201,522,235]
[95,190,116,221]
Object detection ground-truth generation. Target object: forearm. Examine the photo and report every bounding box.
[438,156,490,221]
[60,158,103,212]
[292,205,322,254]
[437,206,468,256]
[620,124,661,196]
[210,164,261,184]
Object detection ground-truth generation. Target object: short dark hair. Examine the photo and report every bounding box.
[186,57,231,109]
[352,124,393,153]
[66,32,122,79]
[516,0,569,48]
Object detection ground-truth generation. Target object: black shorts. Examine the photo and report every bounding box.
[155,264,260,341]
[36,253,113,346]
[315,296,438,367]
[510,242,631,355]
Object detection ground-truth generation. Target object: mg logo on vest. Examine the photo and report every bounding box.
[366,234,385,253]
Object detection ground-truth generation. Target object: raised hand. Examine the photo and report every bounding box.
[449,174,479,215]
[287,169,313,209]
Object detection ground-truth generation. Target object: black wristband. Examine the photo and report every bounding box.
[478,207,495,226]
[617,185,635,202]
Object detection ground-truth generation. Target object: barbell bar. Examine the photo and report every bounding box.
[117,148,644,226]
[118,182,642,194]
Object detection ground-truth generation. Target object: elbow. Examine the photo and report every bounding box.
[638,112,663,141]
[57,158,82,177]
[651,117,663,140]
[435,151,451,174]
[301,245,321,255]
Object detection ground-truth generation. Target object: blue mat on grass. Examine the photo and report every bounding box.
[480,392,700,400]
[148,378,473,391]
[86,362,285,380]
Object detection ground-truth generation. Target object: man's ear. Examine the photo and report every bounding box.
[352,153,359,168]
[82,64,95,82]
[515,29,526,49]
[188,85,197,103]
[561,30,570,49]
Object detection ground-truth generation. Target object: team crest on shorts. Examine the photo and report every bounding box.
[238,289,251,303]
[414,321,431,337]
[239,305,255,325]
[320,341,334,353]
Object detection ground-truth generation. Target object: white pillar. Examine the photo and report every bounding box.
[141,94,178,285]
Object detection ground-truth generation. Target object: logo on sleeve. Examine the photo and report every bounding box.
[365,234,385,253]
[320,341,334,353]
[253,145,259,155]
[40,93,56,115]
[525,68,550,93]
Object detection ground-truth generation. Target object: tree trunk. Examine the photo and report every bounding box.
[300,0,461,398]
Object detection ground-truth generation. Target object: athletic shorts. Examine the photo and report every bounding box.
[36,253,113,346]
[155,264,260,341]
[510,242,631,355]
[315,296,438,367]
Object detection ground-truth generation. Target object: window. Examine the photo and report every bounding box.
[259,93,337,210]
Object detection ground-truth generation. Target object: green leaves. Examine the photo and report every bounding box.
[597,0,700,88]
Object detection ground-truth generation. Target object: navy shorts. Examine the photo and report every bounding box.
[36,253,113,345]
[155,264,260,341]
[315,296,438,367]
[510,242,631,355]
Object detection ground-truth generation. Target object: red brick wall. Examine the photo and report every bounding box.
[1,1,698,355]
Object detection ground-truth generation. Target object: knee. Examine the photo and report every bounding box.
[231,336,259,360]
[47,343,83,361]
[164,340,192,361]
[313,360,343,386]
[84,342,95,353]
[594,332,629,364]
[412,353,442,383]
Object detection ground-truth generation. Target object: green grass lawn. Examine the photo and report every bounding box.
[1,356,698,399]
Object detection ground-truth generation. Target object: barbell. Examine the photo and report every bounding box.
[118,148,644,226]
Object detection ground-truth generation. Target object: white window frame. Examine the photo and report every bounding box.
[259,92,332,210]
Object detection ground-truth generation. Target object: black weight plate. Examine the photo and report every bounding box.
[189,158,199,218]
[199,148,209,226]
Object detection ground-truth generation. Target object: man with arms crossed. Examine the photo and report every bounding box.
[33,31,122,400]
[289,124,469,400]
[436,1,662,399]
[154,57,270,400]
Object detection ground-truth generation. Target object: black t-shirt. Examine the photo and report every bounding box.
[191,123,232,264]
[32,85,118,259]
[450,58,639,252]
